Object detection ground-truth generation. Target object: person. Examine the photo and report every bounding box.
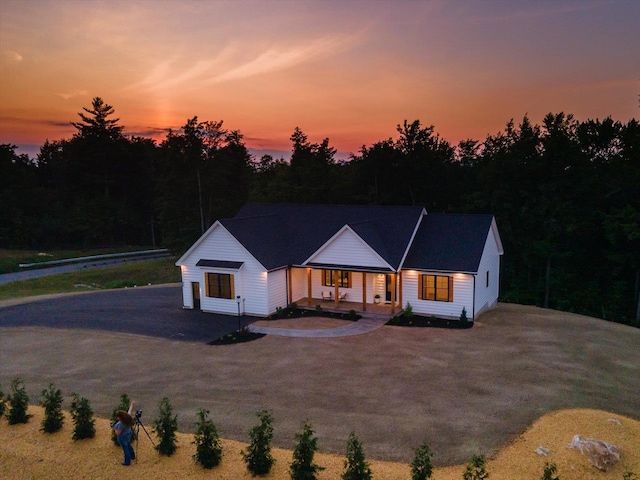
[112,409,135,466]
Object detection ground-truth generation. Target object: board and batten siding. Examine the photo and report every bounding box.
[179,224,270,316]
[474,227,501,318]
[308,228,390,269]
[402,270,474,319]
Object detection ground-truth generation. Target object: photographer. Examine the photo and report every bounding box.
[112,406,135,466]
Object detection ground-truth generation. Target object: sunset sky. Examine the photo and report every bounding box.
[1,0,638,160]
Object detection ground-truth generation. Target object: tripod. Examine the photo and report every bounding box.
[133,410,155,462]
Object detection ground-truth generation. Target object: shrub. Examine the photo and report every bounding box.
[623,472,638,480]
[315,304,323,313]
[40,383,64,433]
[404,302,414,319]
[289,421,324,480]
[462,454,489,480]
[460,307,469,327]
[411,440,434,480]
[70,393,95,440]
[111,393,132,445]
[342,432,372,480]
[540,462,559,480]
[0,382,5,417]
[153,397,178,456]
[6,377,32,424]
[348,309,358,320]
[192,408,223,469]
[242,410,275,476]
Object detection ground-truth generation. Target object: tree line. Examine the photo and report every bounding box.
[1,97,638,325]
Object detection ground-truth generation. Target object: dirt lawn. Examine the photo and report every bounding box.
[1,302,639,466]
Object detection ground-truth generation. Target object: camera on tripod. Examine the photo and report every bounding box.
[135,409,143,420]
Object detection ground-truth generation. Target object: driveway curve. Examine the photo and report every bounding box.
[1,288,639,465]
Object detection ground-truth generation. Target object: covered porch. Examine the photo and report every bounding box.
[293,297,397,316]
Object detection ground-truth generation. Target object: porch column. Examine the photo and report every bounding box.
[334,270,340,308]
[390,273,396,314]
[307,268,312,306]
[288,267,293,305]
[398,270,403,310]
[362,272,367,312]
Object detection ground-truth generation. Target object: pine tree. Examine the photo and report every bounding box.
[153,397,178,456]
[341,432,372,480]
[540,462,560,480]
[289,421,324,480]
[6,377,32,424]
[40,383,64,433]
[462,454,489,480]
[192,408,223,469]
[242,410,275,476]
[411,440,434,480]
[70,393,95,440]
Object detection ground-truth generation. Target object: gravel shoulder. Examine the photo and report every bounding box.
[1,292,639,465]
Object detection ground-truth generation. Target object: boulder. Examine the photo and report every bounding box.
[567,435,621,471]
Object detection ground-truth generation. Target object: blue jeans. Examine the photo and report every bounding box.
[117,431,135,465]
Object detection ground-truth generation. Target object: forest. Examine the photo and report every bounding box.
[1,97,638,326]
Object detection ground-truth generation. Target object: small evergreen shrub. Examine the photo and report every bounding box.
[153,396,178,456]
[540,462,559,480]
[462,454,489,480]
[0,382,5,417]
[70,393,95,440]
[404,302,414,319]
[40,383,64,433]
[192,408,222,469]
[623,472,638,480]
[460,307,469,327]
[411,440,434,480]
[342,432,372,480]
[348,309,358,320]
[315,304,323,313]
[111,393,132,445]
[6,377,32,424]
[289,421,324,480]
[242,410,275,476]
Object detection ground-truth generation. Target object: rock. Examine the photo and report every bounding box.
[535,446,550,456]
[567,435,621,471]
[607,418,623,427]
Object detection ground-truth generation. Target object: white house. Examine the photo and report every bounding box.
[175,204,503,321]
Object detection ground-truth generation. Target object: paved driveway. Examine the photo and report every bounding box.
[0,286,253,343]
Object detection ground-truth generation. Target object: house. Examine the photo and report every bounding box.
[175,204,503,321]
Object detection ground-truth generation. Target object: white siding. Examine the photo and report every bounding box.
[308,228,390,269]
[474,229,501,318]
[178,224,270,316]
[402,270,474,319]
[267,268,288,313]
[291,267,308,302]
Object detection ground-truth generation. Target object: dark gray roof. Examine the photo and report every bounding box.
[402,214,495,273]
[220,204,425,271]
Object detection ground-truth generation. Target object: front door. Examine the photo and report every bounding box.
[385,275,393,303]
[191,282,201,309]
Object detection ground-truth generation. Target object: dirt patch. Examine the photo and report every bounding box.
[1,302,639,466]
[1,407,638,479]
[252,317,353,330]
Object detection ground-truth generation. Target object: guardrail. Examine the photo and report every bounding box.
[18,249,171,269]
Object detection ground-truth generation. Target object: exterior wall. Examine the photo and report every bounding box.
[402,270,474,319]
[179,224,270,316]
[474,230,501,318]
[267,268,288,313]
[291,267,308,302]
[308,228,390,269]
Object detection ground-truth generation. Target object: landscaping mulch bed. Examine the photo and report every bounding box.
[267,306,361,322]
[386,314,472,329]
[208,331,266,345]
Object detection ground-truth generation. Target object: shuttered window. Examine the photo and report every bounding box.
[418,275,453,302]
[205,273,235,299]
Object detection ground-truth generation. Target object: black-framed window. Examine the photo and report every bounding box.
[205,272,234,299]
[486,270,490,288]
[419,275,452,302]
[322,270,350,288]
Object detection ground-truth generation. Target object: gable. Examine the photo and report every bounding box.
[303,225,392,271]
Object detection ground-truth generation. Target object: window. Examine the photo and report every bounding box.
[419,275,453,302]
[486,270,490,288]
[205,273,234,299]
[322,270,351,288]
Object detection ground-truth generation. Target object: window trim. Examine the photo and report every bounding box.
[205,272,235,299]
[418,274,453,302]
[321,270,351,288]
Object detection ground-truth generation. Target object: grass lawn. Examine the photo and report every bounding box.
[0,258,180,301]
